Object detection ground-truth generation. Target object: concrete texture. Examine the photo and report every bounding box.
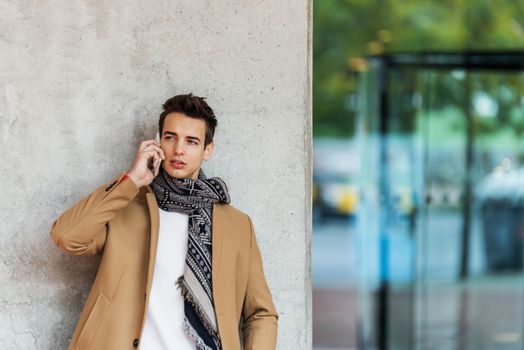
[0,1,312,349]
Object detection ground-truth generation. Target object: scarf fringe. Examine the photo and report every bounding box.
[183,317,215,350]
[177,276,220,340]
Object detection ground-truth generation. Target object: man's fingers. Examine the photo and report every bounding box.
[147,151,161,166]
[143,153,159,177]
[139,139,161,152]
[141,144,165,159]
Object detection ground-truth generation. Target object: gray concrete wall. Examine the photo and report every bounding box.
[0,1,311,349]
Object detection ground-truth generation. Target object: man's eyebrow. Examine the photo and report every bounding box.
[164,131,201,142]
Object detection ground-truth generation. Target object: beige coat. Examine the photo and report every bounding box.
[50,172,278,350]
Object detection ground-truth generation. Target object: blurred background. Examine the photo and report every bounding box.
[312,1,524,349]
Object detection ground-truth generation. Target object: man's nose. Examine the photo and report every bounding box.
[174,140,185,154]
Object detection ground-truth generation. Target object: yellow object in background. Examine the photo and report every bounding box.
[337,186,359,214]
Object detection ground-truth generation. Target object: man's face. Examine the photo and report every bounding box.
[160,112,214,180]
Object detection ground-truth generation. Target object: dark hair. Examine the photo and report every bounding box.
[159,93,217,146]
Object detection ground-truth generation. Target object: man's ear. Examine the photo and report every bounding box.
[203,142,214,161]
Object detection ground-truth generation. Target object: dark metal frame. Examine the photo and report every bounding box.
[370,51,524,71]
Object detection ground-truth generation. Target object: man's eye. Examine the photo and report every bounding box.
[189,140,198,145]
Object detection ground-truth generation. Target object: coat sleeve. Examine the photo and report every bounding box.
[50,172,139,256]
[241,215,279,350]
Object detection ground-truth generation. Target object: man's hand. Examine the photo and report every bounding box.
[127,139,166,188]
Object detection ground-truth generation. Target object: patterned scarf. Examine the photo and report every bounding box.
[150,167,230,350]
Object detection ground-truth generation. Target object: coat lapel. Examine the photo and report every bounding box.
[145,191,160,294]
[212,204,224,310]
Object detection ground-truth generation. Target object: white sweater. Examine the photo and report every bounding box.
[140,209,196,349]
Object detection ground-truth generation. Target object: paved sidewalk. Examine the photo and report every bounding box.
[312,220,524,349]
[313,288,357,349]
[313,280,523,350]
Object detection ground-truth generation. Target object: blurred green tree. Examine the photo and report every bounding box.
[314,0,524,137]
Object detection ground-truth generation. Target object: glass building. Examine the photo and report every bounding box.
[356,52,524,349]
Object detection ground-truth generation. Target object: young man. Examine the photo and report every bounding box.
[50,93,278,350]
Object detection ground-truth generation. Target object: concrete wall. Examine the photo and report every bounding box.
[0,1,311,349]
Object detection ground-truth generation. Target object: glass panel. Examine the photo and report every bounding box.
[416,68,469,349]
[415,69,524,350]
[357,57,524,350]
[386,67,420,350]
[356,60,382,349]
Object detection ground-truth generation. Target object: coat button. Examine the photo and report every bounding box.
[133,338,139,347]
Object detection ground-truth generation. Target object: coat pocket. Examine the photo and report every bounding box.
[75,293,110,350]
[95,258,127,300]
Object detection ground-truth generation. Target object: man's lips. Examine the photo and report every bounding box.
[170,160,186,169]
